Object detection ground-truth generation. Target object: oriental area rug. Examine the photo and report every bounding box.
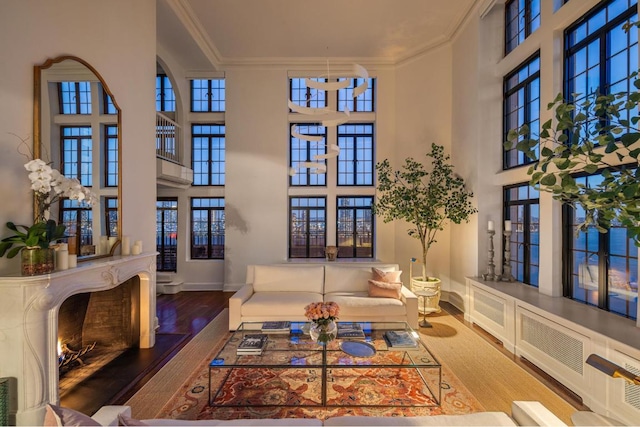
[146,318,483,421]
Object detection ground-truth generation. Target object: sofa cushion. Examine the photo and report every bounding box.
[242,292,323,317]
[326,293,406,316]
[44,404,101,426]
[368,280,402,299]
[324,413,516,426]
[140,419,321,426]
[252,265,324,293]
[324,265,398,294]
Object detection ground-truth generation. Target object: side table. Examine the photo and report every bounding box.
[414,289,439,328]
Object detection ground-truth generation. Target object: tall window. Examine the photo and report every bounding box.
[191,79,226,112]
[561,0,638,320]
[289,197,326,258]
[156,74,175,112]
[504,184,540,286]
[505,0,541,54]
[563,172,638,320]
[337,124,374,186]
[565,0,638,116]
[290,123,326,186]
[504,54,540,169]
[290,78,327,109]
[338,78,375,112]
[336,197,374,258]
[60,198,93,255]
[192,124,225,186]
[61,126,92,187]
[105,125,118,187]
[191,198,225,260]
[103,88,117,115]
[157,198,178,271]
[59,82,91,114]
[105,197,118,237]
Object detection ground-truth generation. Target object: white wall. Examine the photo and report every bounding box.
[394,46,454,289]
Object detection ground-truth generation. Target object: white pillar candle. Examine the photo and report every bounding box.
[108,236,118,252]
[504,220,512,232]
[131,243,142,255]
[488,220,494,231]
[134,240,143,253]
[68,254,77,268]
[56,246,69,270]
[121,235,131,256]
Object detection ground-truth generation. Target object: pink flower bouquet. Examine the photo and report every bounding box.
[304,301,340,326]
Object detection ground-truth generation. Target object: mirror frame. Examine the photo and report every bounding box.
[33,55,122,260]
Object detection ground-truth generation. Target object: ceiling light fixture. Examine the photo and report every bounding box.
[289,63,369,176]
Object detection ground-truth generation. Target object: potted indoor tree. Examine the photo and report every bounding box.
[372,143,477,305]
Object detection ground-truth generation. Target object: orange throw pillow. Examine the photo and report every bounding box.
[372,267,402,283]
[368,279,402,299]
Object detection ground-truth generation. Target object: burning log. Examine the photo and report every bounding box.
[58,342,96,375]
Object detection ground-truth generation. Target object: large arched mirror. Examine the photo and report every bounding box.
[34,56,122,259]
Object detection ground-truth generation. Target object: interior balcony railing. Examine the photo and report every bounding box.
[156,112,182,164]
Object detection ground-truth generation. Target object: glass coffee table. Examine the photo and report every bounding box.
[208,321,441,408]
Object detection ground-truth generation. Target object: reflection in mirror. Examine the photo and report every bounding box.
[34,56,121,260]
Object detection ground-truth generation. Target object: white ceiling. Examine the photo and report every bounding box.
[157,0,480,70]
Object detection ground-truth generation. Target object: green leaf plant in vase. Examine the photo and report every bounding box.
[0,159,98,276]
[304,301,340,345]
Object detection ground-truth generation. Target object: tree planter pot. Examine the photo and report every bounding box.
[21,247,55,276]
[411,277,441,314]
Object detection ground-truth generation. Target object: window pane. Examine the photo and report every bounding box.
[504,54,540,169]
[192,124,225,186]
[337,197,373,258]
[289,197,326,258]
[190,197,224,260]
[338,124,374,186]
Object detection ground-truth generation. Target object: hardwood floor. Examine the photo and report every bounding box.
[64,292,586,416]
[61,291,232,415]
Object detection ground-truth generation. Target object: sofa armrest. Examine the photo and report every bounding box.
[401,286,419,329]
[91,405,131,426]
[511,401,567,426]
[229,284,254,330]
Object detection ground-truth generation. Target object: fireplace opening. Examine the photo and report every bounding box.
[58,276,140,397]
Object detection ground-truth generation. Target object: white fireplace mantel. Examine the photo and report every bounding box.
[0,253,157,426]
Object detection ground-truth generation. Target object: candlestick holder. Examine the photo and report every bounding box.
[499,230,515,282]
[481,230,497,281]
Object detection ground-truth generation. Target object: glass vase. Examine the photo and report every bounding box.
[309,319,337,345]
[21,247,55,276]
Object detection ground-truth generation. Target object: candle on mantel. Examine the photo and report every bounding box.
[121,235,131,256]
[488,220,494,231]
[131,243,142,255]
[68,254,77,268]
[505,220,512,232]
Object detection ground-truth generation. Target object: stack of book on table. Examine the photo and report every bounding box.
[261,321,291,334]
[383,330,419,349]
[237,333,268,355]
[337,322,365,339]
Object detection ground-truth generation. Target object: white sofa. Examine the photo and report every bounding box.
[228,263,419,331]
[89,401,567,426]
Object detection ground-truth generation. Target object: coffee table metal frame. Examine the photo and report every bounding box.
[208,321,441,408]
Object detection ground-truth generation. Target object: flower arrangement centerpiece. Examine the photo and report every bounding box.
[304,301,340,344]
[0,158,98,275]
